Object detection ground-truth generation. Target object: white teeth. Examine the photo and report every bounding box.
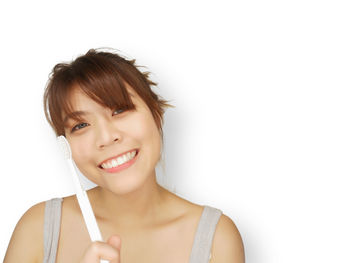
[117,155,124,165]
[101,150,137,169]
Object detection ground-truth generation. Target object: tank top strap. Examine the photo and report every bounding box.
[189,205,223,263]
[43,197,63,263]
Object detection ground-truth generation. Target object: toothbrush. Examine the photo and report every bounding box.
[57,135,109,263]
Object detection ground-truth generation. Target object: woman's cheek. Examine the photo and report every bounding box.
[132,113,155,138]
[71,136,91,163]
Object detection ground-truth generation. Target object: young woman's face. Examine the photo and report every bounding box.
[63,83,162,195]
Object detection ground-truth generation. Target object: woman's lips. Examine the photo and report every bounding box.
[99,149,139,173]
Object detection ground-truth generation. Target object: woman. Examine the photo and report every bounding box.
[4,48,245,263]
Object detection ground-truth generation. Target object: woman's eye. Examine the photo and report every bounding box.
[113,108,126,115]
[71,122,89,132]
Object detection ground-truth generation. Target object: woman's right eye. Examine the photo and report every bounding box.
[113,108,126,115]
[71,122,89,132]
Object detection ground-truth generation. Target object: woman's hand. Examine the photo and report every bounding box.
[79,235,122,263]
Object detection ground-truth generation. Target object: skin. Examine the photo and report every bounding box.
[3,81,245,262]
[64,82,168,229]
[62,82,182,262]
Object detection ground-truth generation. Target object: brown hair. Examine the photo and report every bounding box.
[43,48,174,142]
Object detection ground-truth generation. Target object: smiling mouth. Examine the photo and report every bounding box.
[98,149,139,169]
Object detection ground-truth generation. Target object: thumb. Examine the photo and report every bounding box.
[107,235,122,250]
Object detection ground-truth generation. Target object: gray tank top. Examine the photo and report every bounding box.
[43,198,222,263]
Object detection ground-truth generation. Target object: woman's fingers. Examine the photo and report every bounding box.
[79,235,122,263]
[107,235,122,250]
[107,235,122,263]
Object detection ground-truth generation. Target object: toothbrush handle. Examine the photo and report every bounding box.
[68,161,104,241]
[78,194,111,263]
[78,194,109,263]
[78,190,103,241]
[67,161,110,263]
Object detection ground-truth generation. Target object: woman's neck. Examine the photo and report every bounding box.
[87,175,170,229]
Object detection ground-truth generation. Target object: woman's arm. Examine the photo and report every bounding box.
[3,201,45,263]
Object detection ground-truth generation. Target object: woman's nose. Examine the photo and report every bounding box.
[95,119,121,149]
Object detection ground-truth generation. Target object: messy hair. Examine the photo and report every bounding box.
[43,48,174,143]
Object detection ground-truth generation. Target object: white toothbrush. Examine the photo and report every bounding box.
[57,135,109,263]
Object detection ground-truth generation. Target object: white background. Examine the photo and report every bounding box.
[1,1,349,262]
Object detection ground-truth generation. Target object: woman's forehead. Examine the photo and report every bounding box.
[69,82,137,102]
[63,82,139,116]
[68,88,96,108]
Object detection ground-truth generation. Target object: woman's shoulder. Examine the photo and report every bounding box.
[169,191,245,262]
[4,199,47,262]
[209,211,245,262]
[161,188,204,220]
[4,195,77,263]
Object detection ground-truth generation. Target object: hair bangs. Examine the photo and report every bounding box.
[72,54,136,111]
[43,48,175,138]
[58,60,137,134]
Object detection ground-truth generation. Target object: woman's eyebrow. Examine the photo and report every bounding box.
[63,111,91,124]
